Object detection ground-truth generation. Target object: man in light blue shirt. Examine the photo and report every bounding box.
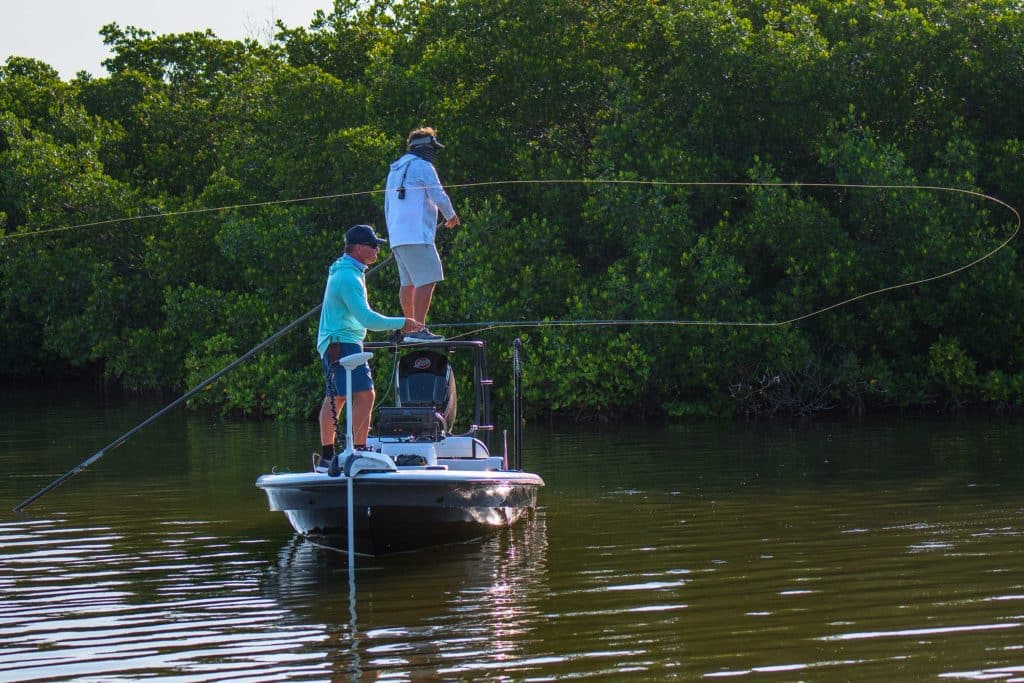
[317,225,420,462]
[384,127,460,342]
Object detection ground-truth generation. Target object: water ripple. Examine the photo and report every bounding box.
[3,415,1024,679]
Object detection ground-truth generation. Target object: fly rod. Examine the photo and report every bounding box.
[13,255,394,513]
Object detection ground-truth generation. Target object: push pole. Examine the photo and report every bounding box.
[13,256,393,513]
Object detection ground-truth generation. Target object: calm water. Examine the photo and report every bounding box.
[2,384,1024,681]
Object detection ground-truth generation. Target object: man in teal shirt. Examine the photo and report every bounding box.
[317,224,420,462]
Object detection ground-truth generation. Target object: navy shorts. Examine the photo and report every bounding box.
[322,342,374,397]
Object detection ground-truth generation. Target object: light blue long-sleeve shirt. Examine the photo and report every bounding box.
[384,154,456,246]
[316,254,405,355]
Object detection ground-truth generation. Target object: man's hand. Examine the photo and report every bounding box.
[444,214,461,229]
[401,318,423,333]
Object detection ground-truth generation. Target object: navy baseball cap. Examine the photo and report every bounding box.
[345,224,387,247]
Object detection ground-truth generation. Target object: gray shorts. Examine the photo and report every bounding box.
[393,244,444,287]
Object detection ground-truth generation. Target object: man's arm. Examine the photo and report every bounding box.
[338,272,407,331]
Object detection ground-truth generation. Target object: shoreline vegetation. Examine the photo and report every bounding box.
[1,0,1022,421]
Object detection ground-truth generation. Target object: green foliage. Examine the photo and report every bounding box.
[1,0,1022,420]
[928,336,978,409]
[184,333,319,418]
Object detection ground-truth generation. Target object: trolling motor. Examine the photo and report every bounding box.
[327,352,396,479]
[326,351,397,567]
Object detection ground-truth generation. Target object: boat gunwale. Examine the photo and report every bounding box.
[255,470,545,489]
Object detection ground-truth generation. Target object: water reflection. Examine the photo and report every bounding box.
[3,384,1024,680]
[263,513,549,680]
[0,518,320,681]
[0,510,549,682]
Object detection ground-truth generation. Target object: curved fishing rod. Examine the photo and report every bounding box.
[12,255,394,513]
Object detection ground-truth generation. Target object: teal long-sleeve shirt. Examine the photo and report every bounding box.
[316,254,405,356]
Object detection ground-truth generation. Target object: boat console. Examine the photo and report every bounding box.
[376,406,445,441]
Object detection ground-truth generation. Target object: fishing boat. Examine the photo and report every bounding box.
[255,339,544,555]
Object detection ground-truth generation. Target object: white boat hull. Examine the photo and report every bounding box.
[256,340,542,555]
[256,466,543,555]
